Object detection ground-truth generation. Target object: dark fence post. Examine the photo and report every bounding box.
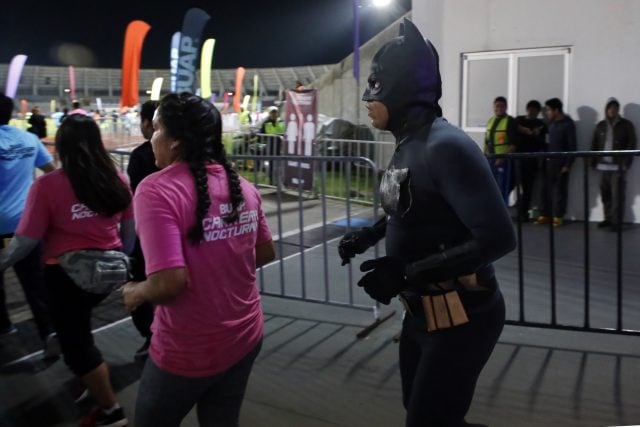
[616,166,624,331]
[514,158,525,322]
[582,158,590,329]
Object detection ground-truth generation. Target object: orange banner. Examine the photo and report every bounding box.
[120,20,151,109]
[233,67,245,113]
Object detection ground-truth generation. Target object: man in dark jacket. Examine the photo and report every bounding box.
[338,19,515,427]
[126,100,159,361]
[535,98,576,227]
[515,100,547,221]
[590,97,636,230]
[27,106,47,138]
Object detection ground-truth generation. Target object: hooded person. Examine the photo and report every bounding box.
[338,19,516,427]
[590,97,637,230]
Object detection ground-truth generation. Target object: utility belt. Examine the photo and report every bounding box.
[399,273,496,332]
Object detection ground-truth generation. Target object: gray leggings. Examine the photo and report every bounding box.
[135,340,262,427]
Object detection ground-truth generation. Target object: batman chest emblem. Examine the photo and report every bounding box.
[380,167,412,217]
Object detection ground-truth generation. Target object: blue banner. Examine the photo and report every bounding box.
[176,8,210,93]
[170,32,181,92]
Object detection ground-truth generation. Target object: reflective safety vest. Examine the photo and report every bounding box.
[485,115,511,154]
[264,120,285,135]
[239,111,251,125]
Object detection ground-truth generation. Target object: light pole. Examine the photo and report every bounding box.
[353,0,392,126]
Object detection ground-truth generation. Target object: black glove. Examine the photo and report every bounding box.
[338,227,377,266]
[357,256,407,305]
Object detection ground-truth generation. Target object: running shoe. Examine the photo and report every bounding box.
[79,406,128,427]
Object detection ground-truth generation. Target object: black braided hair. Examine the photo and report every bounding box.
[157,92,244,245]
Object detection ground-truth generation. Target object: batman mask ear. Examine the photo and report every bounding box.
[402,18,425,47]
[398,21,405,36]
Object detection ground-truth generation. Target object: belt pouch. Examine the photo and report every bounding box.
[422,290,469,332]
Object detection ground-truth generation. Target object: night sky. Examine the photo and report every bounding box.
[1,0,411,69]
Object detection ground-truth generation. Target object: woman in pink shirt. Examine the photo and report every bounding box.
[0,114,134,426]
[122,93,274,427]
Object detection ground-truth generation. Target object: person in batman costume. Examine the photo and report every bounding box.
[339,19,516,427]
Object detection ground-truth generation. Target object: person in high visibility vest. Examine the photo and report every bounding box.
[239,107,251,127]
[260,106,284,185]
[485,96,518,204]
[260,106,285,135]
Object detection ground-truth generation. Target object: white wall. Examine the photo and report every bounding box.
[414,0,640,223]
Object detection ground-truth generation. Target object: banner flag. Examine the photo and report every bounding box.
[120,20,151,108]
[170,32,181,92]
[284,89,318,191]
[50,99,56,114]
[252,74,259,112]
[68,65,77,100]
[5,55,27,98]
[233,67,245,113]
[176,8,210,93]
[96,97,103,111]
[150,77,164,100]
[20,99,28,116]
[200,38,216,98]
[241,95,250,110]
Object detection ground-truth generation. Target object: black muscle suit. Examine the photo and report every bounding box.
[339,19,516,427]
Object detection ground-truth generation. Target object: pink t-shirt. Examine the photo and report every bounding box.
[16,169,133,260]
[134,162,272,377]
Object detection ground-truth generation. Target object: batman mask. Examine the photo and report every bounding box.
[362,18,442,133]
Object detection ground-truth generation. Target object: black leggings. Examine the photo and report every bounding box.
[45,265,109,376]
[400,289,505,427]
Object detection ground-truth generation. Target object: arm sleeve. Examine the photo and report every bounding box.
[405,137,516,283]
[370,216,387,240]
[134,185,186,276]
[0,235,39,271]
[34,140,53,168]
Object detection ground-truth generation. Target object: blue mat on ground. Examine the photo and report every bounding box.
[332,218,373,228]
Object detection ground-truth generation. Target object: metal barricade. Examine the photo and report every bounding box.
[231,153,393,334]
[490,150,640,336]
[313,138,395,204]
[45,133,640,337]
